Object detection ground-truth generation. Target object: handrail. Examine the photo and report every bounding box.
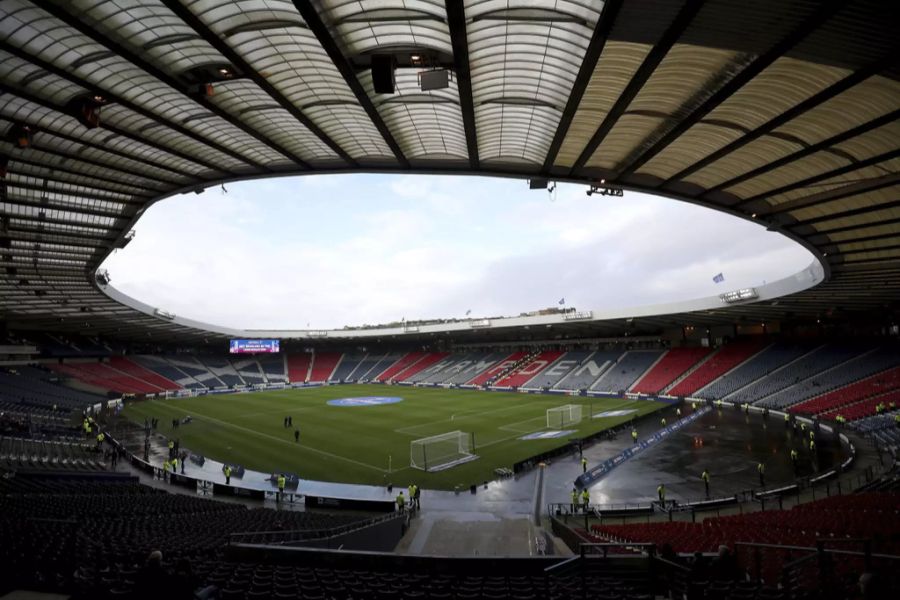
[543,554,580,574]
[735,541,900,561]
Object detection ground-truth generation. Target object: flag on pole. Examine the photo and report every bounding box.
[559,297,565,305]
[712,273,725,284]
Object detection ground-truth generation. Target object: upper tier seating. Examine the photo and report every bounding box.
[631,347,711,394]
[757,346,898,409]
[50,362,164,394]
[132,356,206,390]
[467,352,529,386]
[554,351,624,390]
[495,351,566,387]
[197,356,245,388]
[375,352,427,382]
[694,343,811,400]
[109,357,181,391]
[286,353,312,383]
[790,363,900,416]
[440,352,508,385]
[329,353,366,382]
[165,356,225,388]
[525,351,592,389]
[352,352,403,381]
[735,344,872,406]
[667,340,766,397]
[230,358,266,385]
[591,350,664,393]
[308,352,342,382]
[393,352,451,382]
[256,353,287,382]
[407,354,471,383]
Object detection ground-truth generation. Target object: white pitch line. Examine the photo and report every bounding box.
[394,400,551,436]
[156,400,387,473]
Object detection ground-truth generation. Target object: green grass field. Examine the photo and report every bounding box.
[123,384,664,490]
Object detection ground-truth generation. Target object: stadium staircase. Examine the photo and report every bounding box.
[666,340,768,397]
[286,353,313,383]
[375,351,427,382]
[494,350,565,388]
[468,351,530,387]
[630,347,711,395]
[308,352,342,382]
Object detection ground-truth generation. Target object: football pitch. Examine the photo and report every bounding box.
[122,384,665,490]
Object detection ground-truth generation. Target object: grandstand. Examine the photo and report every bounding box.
[0,0,898,598]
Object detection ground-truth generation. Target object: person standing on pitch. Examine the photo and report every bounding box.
[657,483,666,508]
[581,456,587,473]
[701,469,710,498]
[757,462,765,487]
[294,429,300,443]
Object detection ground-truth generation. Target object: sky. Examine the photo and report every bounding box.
[101,174,814,330]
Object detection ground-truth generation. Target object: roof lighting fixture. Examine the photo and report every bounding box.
[751,213,757,218]
[720,288,759,304]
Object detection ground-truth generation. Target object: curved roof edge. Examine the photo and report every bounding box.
[98,261,825,341]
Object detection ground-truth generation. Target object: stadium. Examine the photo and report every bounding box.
[0,0,898,599]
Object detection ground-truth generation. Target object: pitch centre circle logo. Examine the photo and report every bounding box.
[327,396,404,407]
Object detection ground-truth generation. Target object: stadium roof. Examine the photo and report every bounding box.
[0,0,898,343]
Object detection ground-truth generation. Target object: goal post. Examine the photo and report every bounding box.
[547,404,583,428]
[410,431,478,472]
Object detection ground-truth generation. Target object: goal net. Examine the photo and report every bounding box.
[410,431,477,472]
[547,404,583,428]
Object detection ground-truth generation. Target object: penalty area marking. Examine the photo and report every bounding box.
[155,400,388,473]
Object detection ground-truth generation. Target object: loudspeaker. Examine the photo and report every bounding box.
[371,54,395,94]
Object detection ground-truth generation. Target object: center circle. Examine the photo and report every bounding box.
[326,396,404,407]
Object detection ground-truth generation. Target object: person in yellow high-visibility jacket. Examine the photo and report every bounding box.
[277,474,286,502]
[581,488,590,512]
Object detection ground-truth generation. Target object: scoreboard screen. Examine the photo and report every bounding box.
[229,339,280,354]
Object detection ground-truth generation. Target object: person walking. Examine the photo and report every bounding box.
[701,469,710,498]
[396,490,406,514]
[581,488,590,512]
[581,456,588,473]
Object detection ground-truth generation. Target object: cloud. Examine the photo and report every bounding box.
[102,174,813,328]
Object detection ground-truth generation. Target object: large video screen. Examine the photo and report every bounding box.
[229,339,280,354]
